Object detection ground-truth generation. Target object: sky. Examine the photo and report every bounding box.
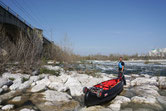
[1,0,166,55]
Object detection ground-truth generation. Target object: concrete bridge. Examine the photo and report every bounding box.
[0,1,51,44]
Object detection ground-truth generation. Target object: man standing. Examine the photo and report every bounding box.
[118,57,126,85]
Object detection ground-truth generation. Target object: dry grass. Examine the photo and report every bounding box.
[0,24,42,74]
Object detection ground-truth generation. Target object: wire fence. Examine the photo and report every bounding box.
[0,1,33,29]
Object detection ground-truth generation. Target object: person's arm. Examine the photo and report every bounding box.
[121,62,124,72]
[122,66,124,72]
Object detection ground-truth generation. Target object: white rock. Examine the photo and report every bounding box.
[64,76,83,96]
[29,76,40,82]
[131,96,157,104]
[11,96,22,102]
[36,78,51,86]
[2,72,30,80]
[0,78,9,88]
[58,73,69,83]
[20,108,35,111]
[2,85,8,91]
[157,96,166,106]
[31,84,46,93]
[32,70,39,76]
[9,80,22,90]
[19,81,32,90]
[140,74,151,78]
[2,104,14,110]
[43,65,63,71]
[112,96,131,104]
[48,76,63,83]
[81,106,111,111]
[108,103,121,111]
[131,77,157,86]
[43,90,72,102]
[131,85,160,97]
[131,74,140,78]
[158,77,166,89]
[31,90,79,111]
[124,79,131,88]
[31,82,36,87]
[48,82,67,92]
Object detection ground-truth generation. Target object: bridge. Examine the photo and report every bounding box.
[0,1,51,44]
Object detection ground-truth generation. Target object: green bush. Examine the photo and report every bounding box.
[9,77,15,81]
[39,68,60,76]
[23,77,29,83]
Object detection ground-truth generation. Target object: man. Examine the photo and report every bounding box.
[118,57,126,85]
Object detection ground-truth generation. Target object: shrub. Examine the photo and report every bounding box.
[39,68,60,76]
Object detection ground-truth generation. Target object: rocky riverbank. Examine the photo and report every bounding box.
[0,65,166,111]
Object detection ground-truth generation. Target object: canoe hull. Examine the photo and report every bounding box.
[84,79,124,106]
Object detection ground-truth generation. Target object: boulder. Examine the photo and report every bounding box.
[124,79,131,88]
[32,70,39,76]
[0,78,10,88]
[64,76,83,96]
[43,90,72,101]
[29,76,40,82]
[11,96,22,102]
[158,77,166,89]
[30,90,79,111]
[2,72,30,80]
[48,76,63,83]
[81,106,111,111]
[8,94,29,106]
[1,104,14,110]
[131,96,162,109]
[108,96,130,111]
[18,81,32,90]
[9,80,22,91]
[112,96,131,105]
[2,85,8,92]
[157,96,166,106]
[20,108,35,111]
[58,73,69,83]
[0,90,22,104]
[31,84,46,93]
[131,77,157,86]
[48,82,68,92]
[108,103,121,111]
[131,85,160,97]
[36,78,51,86]
[131,74,140,78]
[43,65,63,71]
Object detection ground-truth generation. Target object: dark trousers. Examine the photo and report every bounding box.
[118,71,126,85]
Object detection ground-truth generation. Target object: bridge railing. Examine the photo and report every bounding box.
[0,1,33,29]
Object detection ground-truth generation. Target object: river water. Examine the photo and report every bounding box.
[75,60,166,76]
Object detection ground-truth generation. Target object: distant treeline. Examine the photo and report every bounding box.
[73,54,166,61]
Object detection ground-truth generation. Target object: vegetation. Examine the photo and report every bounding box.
[39,67,60,76]
[75,54,166,61]
[23,77,29,83]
